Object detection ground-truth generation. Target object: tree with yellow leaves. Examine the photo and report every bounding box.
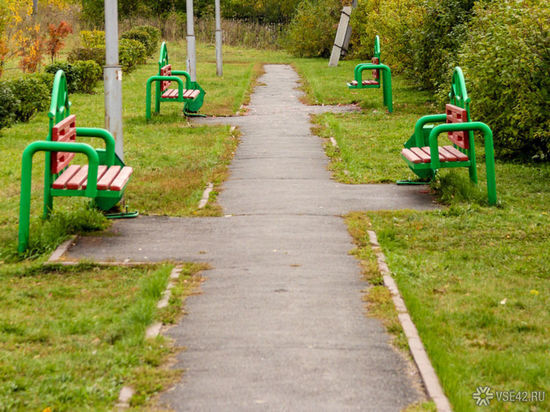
[0,0,70,75]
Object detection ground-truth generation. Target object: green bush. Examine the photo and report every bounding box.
[121,28,154,58]
[134,25,161,55]
[45,62,80,94]
[0,82,19,130]
[284,0,341,58]
[45,61,101,94]
[68,47,106,67]
[119,38,147,72]
[8,74,51,122]
[349,0,425,74]
[80,30,105,48]
[460,0,550,160]
[410,0,475,90]
[72,60,103,94]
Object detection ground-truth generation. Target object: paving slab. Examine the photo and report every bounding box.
[65,64,437,410]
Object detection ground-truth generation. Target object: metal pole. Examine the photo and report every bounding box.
[215,0,223,77]
[186,0,197,82]
[104,0,124,160]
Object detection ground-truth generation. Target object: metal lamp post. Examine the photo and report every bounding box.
[104,0,124,160]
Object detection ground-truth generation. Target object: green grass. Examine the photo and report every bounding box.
[0,42,293,262]
[0,262,205,411]
[309,62,550,410]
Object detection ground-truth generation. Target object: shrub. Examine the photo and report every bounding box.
[460,0,550,160]
[72,60,103,94]
[410,0,475,90]
[80,30,105,48]
[68,47,106,67]
[8,74,51,122]
[349,0,425,74]
[0,82,19,130]
[119,38,146,72]
[45,62,80,93]
[284,0,341,58]
[122,28,155,57]
[135,25,161,52]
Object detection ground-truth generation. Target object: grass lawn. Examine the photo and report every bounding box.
[0,262,205,410]
[0,41,290,409]
[305,61,550,410]
[2,39,548,411]
[0,42,292,262]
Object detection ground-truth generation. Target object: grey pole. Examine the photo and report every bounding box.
[186,0,197,82]
[104,0,124,160]
[215,0,223,77]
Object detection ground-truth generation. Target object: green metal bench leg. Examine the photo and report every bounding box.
[467,130,478,184]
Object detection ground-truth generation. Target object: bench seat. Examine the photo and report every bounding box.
[53,164,133,191]
[401,145,469,164]
[350,80,380,87]
[161,88,201,100]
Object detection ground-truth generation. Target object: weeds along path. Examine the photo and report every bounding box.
[64,65,436,410]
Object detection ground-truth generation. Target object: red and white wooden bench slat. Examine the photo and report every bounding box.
[52,161,133,191]
[97,165,121,190]
[66,165,89,190]
[109,167,133,191]
[159,64,200,100]
[401,145,469,164]
[82,165,108,189]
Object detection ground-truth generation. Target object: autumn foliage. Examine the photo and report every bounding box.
[46,21,72,63]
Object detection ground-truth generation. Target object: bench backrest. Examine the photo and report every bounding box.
[51,114,77,173]
[160,64,172,91]
[48,70,71,132]
[47,70,73,176]
[372,57,380,79]
[447,67,473,150]
[158,42,169,75]
[446,104,469,149]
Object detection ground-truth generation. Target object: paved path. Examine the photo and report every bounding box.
[65,65,437,410]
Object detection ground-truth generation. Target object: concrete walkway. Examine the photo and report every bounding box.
[65,65,437,410]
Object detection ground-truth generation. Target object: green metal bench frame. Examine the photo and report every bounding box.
[399,67,497,205]
[18,70,135,253]
[145,42,206,119]
[348,35,393,113]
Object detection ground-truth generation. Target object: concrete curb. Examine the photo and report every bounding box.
[367,230,453,412]
[117,265,183,409]
[47,235,77,263]
[198,183,214,209]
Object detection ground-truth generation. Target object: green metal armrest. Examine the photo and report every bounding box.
[76,127,116,166]
[18,140,100,253]
[353,63,391,84]
[412,114,447,147]
[428,121,497,205]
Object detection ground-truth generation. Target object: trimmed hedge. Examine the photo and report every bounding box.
[72,60,103,94]
[45,60,102,94]
[122,28,154,58]
[9,74,52,122]
[0,73,53,130]
[119,38,147,72]
[0,83,19,130]
[68,47,106,67]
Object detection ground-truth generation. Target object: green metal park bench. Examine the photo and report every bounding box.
[399,67,497,205]
[347,35,392,113]
[18,70,135,253]
[145,42,206,119]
